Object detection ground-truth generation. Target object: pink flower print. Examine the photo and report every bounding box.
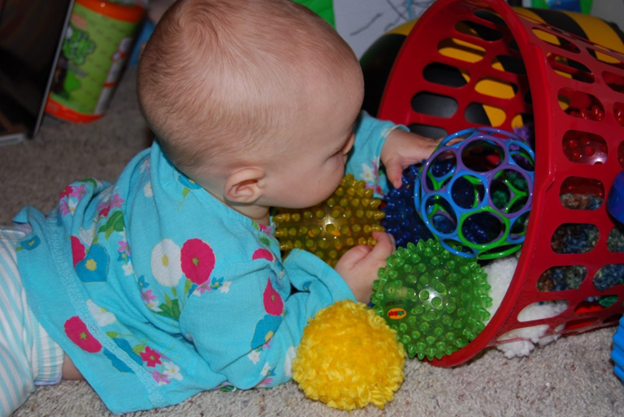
[110,193,125,209]
[142,289,157,304]
[194,282,210,296]
[59,186,73,200]
[140,346,162,367]
[71,236,86,267]
[263,279,283,316]
[70,184,87,199]
[258,224,274,235]
[118,240,130,256]
[59,199,71,216]
[252,248,274,262]
[181,239,215,285]
[64,316,102,353]
[151,370,171,385]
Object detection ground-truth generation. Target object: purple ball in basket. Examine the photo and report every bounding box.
[414,127,535,260]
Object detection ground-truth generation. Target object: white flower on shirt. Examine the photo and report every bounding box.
[219,281,231,294]
[122,262,134,276]
[86,299,116,327]
[144,181,153,198]
[284,346,296,377]
[248,350,261,364]
[163,361,183,381]
[359,163,376,183]
[151,239,182,287]
[260,362,271,377]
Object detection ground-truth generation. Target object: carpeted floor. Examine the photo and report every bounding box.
[3,66,624,417]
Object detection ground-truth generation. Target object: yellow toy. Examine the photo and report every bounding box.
[274,174,385,267]
[292,300,406,410]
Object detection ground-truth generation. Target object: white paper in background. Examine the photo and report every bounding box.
[334,0,436,58]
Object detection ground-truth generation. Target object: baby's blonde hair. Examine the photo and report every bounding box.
[138,0,361,173]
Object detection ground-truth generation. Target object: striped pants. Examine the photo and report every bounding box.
[0,227,63,417]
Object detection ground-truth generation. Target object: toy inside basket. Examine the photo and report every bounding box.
[377,0,624,367]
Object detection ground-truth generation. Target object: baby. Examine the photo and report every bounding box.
[0,0,440,414]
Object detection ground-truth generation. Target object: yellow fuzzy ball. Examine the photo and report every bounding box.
[292,300,406,410]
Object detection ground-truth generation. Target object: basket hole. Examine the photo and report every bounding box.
[411,92,457,118]
[604,314,622,324]
[409,124,448,139]
[619,142,624,168]
[562,131,608,165]
[537,265,587,292]
[423,63,470,88]
[587,47,624,69]
[551,223,599,254]
[547,53,594,83]
[608,226,624,253]
[465,103,506,126]
[452,175,484,209]
[461,139,504,172]
[438,38,486,63]
[558,88,604,121]
[473,9,507,28]
[559,177,604,210]
[593,265,624,291]
[566,317,598,331]
[532,28,580,53]
[517,300,568,322]
[455,20,503,42]
[475,77,518,99]
[575,295,619,313]
[615,103,624,127]
[508,39,519,51]
[604,71,624,94]
[461,212,502,245]
[491,55,526,75]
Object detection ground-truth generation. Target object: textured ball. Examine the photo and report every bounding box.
[292,300,405,410]
[372,239,492,361]
[382,164,434,247]
[416,127,535,259]
[274,174,385,267]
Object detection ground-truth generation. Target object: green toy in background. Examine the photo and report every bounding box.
[292,0,335,27]
[530,0,593,14]
[46,0,144,123]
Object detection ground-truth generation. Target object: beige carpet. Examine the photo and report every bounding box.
[3,66,624,417]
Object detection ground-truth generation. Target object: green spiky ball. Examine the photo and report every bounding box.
[371,239,492,361]
[274,174,385,267]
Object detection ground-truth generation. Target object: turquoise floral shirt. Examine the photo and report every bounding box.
[13,112,400,413]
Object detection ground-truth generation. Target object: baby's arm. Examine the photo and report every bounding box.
[178,251,355,389]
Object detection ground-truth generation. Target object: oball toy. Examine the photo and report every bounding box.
[382,164,434,247]
[415,127,535,259]
[292,300,405,410]
[274,174,385,267]
[372,239,492,361]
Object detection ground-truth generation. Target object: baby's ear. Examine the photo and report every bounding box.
[224,167,265,204]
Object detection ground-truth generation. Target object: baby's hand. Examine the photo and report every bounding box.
[381,129,441,189]
[334,232,395,303]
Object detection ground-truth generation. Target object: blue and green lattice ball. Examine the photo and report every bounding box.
[372,239,492,361]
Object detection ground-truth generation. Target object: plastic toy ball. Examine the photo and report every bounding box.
[372,239,492,361]
[415,127,535,260]
[382,164,433,247]
[274,174,385,267]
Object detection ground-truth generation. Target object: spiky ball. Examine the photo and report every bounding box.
[372,239,492,361]
[274,174,385,267]
[292,300,405,410]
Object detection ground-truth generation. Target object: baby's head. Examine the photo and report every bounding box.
[138,0,363,208]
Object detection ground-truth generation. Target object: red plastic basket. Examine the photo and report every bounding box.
[378,0,624,367]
